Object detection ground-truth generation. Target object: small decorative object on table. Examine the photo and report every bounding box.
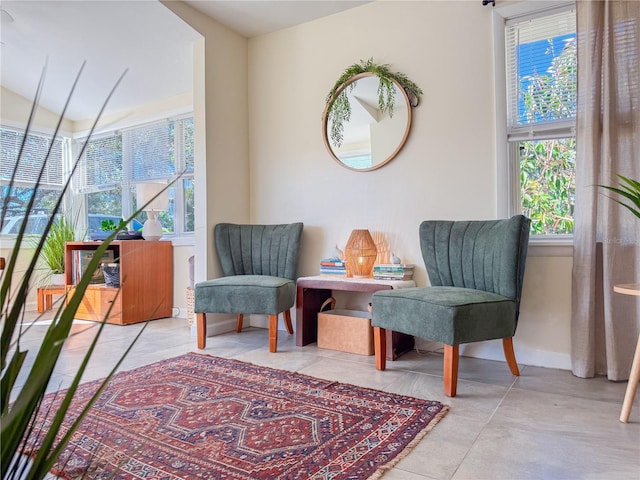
[390,252,402,264]
[137,182,169,241]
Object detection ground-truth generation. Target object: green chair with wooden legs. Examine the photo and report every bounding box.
[372,215,530,397]
[195,222,303,353]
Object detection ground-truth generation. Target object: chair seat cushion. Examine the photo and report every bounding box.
[371,286,517,346]
[194,275,295,315]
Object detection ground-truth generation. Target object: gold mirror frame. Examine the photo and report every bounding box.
[322,72,413,172]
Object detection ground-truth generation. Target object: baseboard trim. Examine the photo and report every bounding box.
[414,338,571,371]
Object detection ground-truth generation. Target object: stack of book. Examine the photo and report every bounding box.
[373,264,414,280]
[320,258,347,277]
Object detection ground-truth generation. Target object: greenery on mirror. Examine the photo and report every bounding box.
[599,174,640,220]
[519,38,576,235]
[325,58,422,148]
[1,66,148,480]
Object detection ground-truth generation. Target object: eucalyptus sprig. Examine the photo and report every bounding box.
[325,58,423,148]
[599,174,640,220]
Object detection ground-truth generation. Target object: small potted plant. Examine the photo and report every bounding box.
[37,215,77,285]
[89,218,126,241]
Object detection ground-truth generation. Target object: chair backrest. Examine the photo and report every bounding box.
[419,215,530,304]
[214,223,303,280]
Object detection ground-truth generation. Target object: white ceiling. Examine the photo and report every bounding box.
[184,1,370,38]
[0,0,369,123]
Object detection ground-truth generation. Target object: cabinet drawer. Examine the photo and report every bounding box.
[70,286,122,324]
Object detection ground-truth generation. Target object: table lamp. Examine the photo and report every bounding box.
[345,229,377,278]
[137,183,168,241]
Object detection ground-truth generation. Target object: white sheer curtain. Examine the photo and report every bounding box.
[572,1,640,380]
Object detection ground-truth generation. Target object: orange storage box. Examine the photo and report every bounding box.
[317,299,374,355]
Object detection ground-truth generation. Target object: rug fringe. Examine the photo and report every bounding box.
[367,405,450,480]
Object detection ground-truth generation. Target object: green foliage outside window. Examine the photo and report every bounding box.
[520,138,575,235]
[519,38,576,235]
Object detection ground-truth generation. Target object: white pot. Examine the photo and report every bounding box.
[50,273,65,286]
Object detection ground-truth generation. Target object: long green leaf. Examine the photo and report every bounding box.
[2,64,130,480]
[598,173,640,220]
[1,60,181,480]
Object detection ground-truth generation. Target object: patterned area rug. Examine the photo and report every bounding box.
[26,353,447,479]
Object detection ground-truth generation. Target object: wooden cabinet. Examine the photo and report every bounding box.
[65,241,173,325]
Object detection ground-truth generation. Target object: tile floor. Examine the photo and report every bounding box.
[10,311,640,480]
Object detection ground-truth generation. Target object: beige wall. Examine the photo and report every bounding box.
[1,1,574,368]
[246,1,572,369]
[1,87,74,134]
[162,1,249,333]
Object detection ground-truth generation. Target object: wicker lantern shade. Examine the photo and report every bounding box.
[345,229,378,278]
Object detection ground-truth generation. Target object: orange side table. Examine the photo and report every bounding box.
[614,283,640,423]
[37,285,67,313]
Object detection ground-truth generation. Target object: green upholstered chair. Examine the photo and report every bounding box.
[195,222,303,353]
[371,215,530,397]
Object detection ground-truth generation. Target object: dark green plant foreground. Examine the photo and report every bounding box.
[0,65,148,480]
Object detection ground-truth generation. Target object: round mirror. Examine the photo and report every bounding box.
[322,72,412,172]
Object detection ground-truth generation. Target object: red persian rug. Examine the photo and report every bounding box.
[26,353,447,479]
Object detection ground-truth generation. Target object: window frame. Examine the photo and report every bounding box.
[493,1,576,253]
[0,114,194,244]
[74,114,195,240]
[0,123,71,237]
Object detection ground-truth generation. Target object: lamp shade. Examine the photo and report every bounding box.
[136,183,168,241]
[345,229,377,278]
[136,182,169,212]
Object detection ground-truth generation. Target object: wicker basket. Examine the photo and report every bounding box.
[102,263,120,288]
[186,286,195,327]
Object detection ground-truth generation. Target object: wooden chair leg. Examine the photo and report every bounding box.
[197,313,207,349]
[444,344,459,397]
[374,326,387,370]
[236,314,244,333]
[503,337,520,376]
[269,314,278,353]
[283,309,294,334]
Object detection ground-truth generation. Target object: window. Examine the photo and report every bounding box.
[76,116,194,237]
[0,126,67,234]
[505,7,576,236]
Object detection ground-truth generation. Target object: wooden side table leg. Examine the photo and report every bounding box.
[620,334,640,423]
[44,293,52,312]
[37,288,45,313]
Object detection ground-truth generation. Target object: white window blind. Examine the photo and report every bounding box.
[77,134,122,191]
[506,7,576,131]
[182,118,194,173]
[0,127,64,187]
[124,121,175,181]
